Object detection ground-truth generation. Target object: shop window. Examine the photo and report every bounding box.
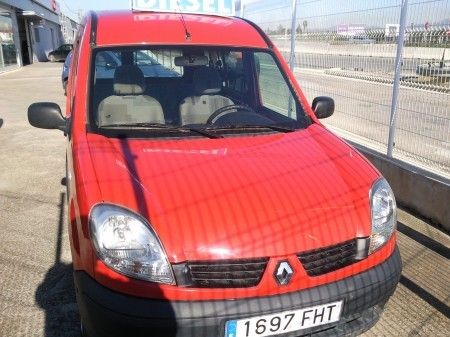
[0,13,18,68]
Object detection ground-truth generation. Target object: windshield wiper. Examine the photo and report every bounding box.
[101,122,190,129]
[186,127,223,139]
[99,123,222,139]
[209,124,296,133]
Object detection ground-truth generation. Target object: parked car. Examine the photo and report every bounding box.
[416,61,450,77]
[28,9,401,337]
[48,43,73,62]
[62,51,72,95]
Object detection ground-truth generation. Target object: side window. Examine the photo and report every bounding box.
[94,52,119,79]
[96,53,107,67]
[134,51,158,65]
[100,50,183,78]
[34,28,40,43]
[147,50,183,76]
[254,52,297,119]
[96,51,117,68]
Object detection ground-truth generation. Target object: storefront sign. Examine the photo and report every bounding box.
[131,0,235,16]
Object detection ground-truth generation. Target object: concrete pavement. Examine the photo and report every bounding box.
[0,63,448,337]
[0,63,77,337]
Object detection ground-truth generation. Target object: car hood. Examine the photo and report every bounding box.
[87,124,379,262]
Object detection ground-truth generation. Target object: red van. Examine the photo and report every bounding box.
[28,9,401,337]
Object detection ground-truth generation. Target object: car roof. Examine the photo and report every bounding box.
[91,10,269,49]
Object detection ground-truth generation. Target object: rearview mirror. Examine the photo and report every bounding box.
[28,102,66,132]
[312,96,335,119]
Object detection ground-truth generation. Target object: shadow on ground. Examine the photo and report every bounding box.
[35,192,80,337]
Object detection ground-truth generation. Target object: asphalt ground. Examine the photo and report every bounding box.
[0,63,449,337]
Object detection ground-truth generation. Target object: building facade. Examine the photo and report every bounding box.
[60,12,78,45]
[0,0,78,73]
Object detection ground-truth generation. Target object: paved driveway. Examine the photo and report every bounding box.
[0,63,448,337]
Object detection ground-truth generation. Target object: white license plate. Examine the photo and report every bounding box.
[225,301,343,337]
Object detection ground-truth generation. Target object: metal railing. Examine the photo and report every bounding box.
[242,0,450,178]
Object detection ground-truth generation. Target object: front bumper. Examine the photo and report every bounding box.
[75,246,402,337]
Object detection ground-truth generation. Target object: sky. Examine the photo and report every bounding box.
[60,0,450,30]
[244,0,450,31]
[60,0,127,18]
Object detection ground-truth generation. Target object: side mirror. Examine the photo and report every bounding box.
[312,96,335,119]
[28,102,66,132]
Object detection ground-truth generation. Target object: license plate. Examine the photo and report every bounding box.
[225,301,343,337]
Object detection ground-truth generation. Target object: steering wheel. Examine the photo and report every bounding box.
[206,105,256,125]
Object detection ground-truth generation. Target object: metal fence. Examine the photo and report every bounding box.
[242,0,450,178]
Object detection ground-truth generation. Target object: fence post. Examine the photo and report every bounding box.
[287,0,298,118]
[387,0,408,157]
[289,0,298,71]
[240,0,245,17]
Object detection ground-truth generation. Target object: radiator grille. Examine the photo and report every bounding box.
[298,240,357,277]
[185,258,268,288]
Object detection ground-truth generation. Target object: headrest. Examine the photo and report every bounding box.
[193,67,222,95]
[113,65,145,95]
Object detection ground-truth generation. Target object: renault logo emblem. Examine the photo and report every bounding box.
[274,261,294,285]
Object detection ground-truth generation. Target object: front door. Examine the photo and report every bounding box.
[17,15,32,65]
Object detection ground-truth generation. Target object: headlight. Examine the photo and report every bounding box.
[89,204,174,284]
[369,178,397,254]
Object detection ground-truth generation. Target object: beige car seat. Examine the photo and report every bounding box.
[98,65,164,126]
[179,67,234,125]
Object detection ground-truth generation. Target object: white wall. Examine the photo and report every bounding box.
[30,20,61,62]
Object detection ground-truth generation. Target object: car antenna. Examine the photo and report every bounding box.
[176,1,191,41]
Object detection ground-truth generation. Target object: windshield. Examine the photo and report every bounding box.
[90,47,308,138]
